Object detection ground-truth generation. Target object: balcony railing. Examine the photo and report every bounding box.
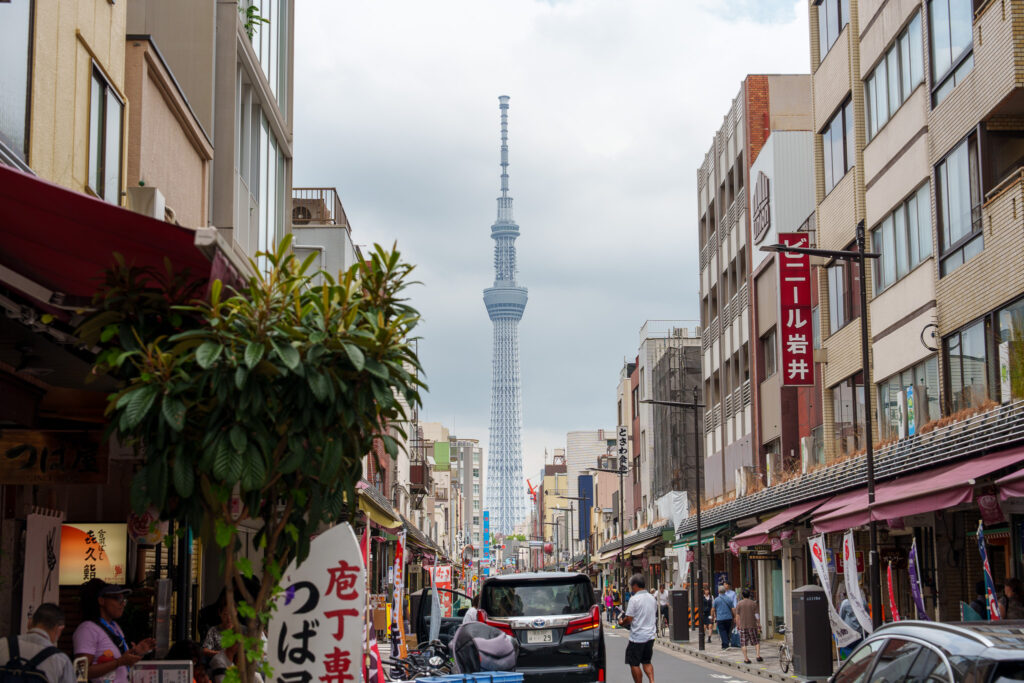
[292,187,350,228]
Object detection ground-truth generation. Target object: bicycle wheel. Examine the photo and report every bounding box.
[778,644,791,674]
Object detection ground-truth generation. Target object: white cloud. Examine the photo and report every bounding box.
[294,0,809,489]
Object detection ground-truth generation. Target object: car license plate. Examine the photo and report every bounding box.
[526,629,553,644]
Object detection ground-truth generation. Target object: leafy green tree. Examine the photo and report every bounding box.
[80,238,423,681]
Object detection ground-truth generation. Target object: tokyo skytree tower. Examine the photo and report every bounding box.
[483,96,528,535]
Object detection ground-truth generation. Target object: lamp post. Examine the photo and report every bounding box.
[553,506,575,569]
[556,495,590,567]
[761,221,883,628]
[640,386,705,650]
[587,461,628,608]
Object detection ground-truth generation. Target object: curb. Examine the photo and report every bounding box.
[654,638,803,682]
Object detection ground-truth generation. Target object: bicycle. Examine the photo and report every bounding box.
[777,624,792,674]
[657,607,670,638]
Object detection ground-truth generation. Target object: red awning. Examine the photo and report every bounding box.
[998,469,1024,501]
[0,164,210,308]
[733,497,829,547]
[813,446,1024,533]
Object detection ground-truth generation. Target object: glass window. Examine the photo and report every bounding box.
[763,328,777,378]
[828,262,846,334]
[878,356,940,441]
[997,298,1024,403]
[818,0,851,60]
[937,133,982,276]
[833,639,884,683]
[871,639,923,682]
[832,373,865,456]
[0,0,33,163]
[823,100,854,193]
[873,184,932,291]
[812,306,821,349]
[929,0,974,106]
[905,646,952,682]
[945,318,991,413]
[87,68,124,204]
[866,13,924,139]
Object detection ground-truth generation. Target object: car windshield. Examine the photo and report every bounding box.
[483,578,593,617]
[990,660,1024,682]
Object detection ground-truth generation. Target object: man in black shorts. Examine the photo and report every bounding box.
[618,574,657,683]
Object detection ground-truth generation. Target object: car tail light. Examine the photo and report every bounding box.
[598,668,605,682]
[565,605,601,635]
[477,609,513,636]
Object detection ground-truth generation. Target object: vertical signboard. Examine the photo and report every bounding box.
[778,232,814,386]
[617,426,628,472]
[483,511,490,577]
[267,522,365,683]
[22,510,63,632]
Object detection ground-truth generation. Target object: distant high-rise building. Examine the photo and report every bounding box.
[483,96,528,534]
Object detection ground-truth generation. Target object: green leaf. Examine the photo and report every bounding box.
[214,440,243,483]
[215,518,234,548]
[196,341,223,369]
[230,425,247,453]
[276,343,300,370]
[240,449,266,492]
[124,386,159,429]
[363,357,389,379]
[236,557,254,579]
[343,343,365,371]
[100,325,118,343]
[173,455,195,497]
[244,342,265,369]
[234,366,248,390]
[307,372,329,402]
[161,396,186,432]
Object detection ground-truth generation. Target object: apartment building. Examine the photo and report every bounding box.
[698,74,815,500]
[565,429,615,543]
[451,437,483,560]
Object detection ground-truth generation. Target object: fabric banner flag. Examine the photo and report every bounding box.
[267,522,365,683]
[978,520,1001,620]
[393,530,409,657]
[675,547,690,587]
[908,538,930,620]
[808,535,859,646]
[22,509,63,633]
[886,562,901,621]
[842,531,873,634]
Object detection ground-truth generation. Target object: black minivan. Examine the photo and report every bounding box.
[478,572,606,683]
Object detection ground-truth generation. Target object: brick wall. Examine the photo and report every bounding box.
[745,75,771,166]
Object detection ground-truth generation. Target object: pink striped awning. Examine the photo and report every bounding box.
[732,498,828,547]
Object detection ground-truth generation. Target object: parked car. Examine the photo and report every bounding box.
[829,620,1024,683]
[478,571,605,682]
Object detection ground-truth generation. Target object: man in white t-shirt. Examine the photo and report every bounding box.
[655,584,670,631]
[618,574,657,683]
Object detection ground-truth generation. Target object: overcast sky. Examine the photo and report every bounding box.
[293,0,810,485]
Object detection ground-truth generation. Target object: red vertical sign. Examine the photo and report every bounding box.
[778,233,814,386]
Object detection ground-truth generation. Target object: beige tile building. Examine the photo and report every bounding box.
[810,0,1024,460]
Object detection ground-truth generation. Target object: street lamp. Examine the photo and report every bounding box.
[761,220,883,629]
[640,386,705,650]
[586,462,629,615]
[555,494,591,566]
[553,506,575,568]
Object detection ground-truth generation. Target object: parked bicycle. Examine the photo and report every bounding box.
[383,640,454,680]
[777,624,792,674]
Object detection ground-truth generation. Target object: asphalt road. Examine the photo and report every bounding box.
[602,628,761,683]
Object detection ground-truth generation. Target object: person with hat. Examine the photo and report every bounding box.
[73,580,155,683]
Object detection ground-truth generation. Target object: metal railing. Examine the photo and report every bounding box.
[291,187,350,228]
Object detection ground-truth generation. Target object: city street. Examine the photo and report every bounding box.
[602,629,760,683]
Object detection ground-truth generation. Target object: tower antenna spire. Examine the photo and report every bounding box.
[499,95,510,200]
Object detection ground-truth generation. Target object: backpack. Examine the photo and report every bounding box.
[0,636,61,683]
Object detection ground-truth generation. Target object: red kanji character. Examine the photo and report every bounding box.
[319,647,355,683]
[324,609,359,641]
[325,561,360,600]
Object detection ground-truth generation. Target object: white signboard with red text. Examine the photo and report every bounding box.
[778,232,814,386]
[428,565,454,617]
[268,523,365,683]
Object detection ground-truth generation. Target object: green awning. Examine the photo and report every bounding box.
[673,523,730,548]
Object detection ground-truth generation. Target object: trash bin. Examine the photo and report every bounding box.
[791,585,832,678]
[669,589,689,642]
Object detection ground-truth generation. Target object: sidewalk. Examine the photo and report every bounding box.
[650,627,805,682]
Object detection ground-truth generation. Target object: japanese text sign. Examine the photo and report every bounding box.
[428,565,453,617]
[778,233,814,386]
[1,430,107,485]
[268,522,365,683]
[59,523,126,585]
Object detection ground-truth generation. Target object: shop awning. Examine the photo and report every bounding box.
[814,446,1024,533]
[997,469,1024,500]
[356,480,402,530]
[624,536,664,558]
[674,522,729,548]
[732,498,829,547]
[0,164,213,311]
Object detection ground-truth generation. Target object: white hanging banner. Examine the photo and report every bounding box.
[675,547,690,587]
[809,535,859,646]
[842,531,874,634]
[22,509,63,632]
[267,522,366,683]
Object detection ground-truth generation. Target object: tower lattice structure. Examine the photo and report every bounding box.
[483,96,528,535]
